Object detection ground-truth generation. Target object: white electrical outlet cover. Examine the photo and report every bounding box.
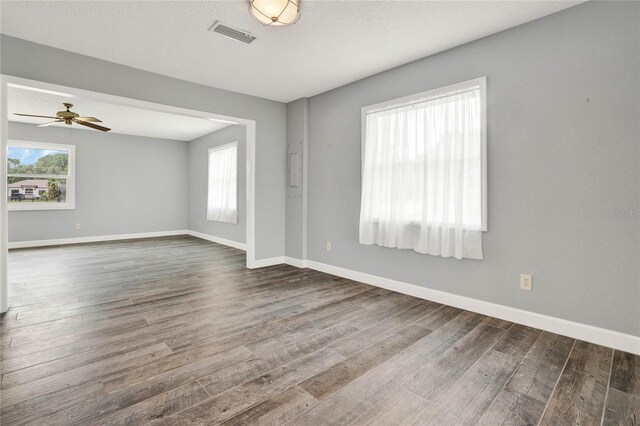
[520,274,532,291]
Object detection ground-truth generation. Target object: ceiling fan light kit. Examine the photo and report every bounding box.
[13,103,111,132]
[250,0,300,26]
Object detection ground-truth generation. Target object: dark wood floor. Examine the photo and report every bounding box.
[0,236,638,425]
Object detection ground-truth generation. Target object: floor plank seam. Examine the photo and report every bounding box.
[399,383,430,403]
[536,338,577,425]
[170,344,344,423]
[309,304,417,354]
[197,379,212,398]
[389,321,508,419]
[277,385,325,426]
[486,328,545,421]
[598,348,616,426]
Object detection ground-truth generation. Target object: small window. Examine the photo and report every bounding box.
[7,141,75,211]
[207,141,238,224]
[360,78,486,260]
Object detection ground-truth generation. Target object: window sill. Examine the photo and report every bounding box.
[9,204,75,212]
[363,218,487,232]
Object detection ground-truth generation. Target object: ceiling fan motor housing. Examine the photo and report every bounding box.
[58,103,79,124]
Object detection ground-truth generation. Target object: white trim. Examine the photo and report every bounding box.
[8,230,190,249]
[0,75,8,313]
[245,122,257,268]
[479,77,487,231]
[284,256,306,268]
[361,76,488,232]
[7,229,249,252]
[283,257,640,355]
[362,77,487,115]
[251,256,286,268]
[301,98,309,261]
[186,230,246,251]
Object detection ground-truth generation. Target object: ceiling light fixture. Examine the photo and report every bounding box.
[249,0,300,26]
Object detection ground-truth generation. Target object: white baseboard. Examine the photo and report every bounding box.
[184,230,280,268]
[8,230,190,249]
[8,231,637,354]
[284,257,640,355]
[283,257,306,268]
[249,256,286,269]
[186,230,247,251]
[8,229,272,268]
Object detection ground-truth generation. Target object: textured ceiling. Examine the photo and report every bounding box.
[8,85,232,141]
[0,1,583,103]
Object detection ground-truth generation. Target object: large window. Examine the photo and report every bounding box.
[359,78,486,260]
[207,141,238,224]
[7,141,75,210]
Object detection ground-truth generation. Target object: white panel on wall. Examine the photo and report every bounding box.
[287,141,302,198]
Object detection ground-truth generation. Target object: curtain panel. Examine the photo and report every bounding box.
[207,141,238,224]
[360,88,484,260]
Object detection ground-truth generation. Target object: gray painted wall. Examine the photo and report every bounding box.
[189,125,246,244]
[285,98,308,258]
[8,122,188,242]
[303,1,640,336]
[0,35,286,260]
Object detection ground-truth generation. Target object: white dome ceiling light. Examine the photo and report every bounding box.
[249,0,300,26]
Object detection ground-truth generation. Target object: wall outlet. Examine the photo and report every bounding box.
[325,241,332,252]
[75,223,81,230]
[520,274,533,291]
[199,219,202,225]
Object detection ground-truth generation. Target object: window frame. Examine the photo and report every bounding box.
[360,77,487,231]
[207,140,239,224]
[7,140,76,211]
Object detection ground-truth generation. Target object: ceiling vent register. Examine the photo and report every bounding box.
[208,21,257,44]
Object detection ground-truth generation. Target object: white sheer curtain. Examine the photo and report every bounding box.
[360,87,484,260]
[207,141,238,224]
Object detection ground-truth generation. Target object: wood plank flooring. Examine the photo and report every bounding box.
[0,236,637,425]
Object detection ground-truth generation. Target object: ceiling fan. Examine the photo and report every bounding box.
[13,103,111,132]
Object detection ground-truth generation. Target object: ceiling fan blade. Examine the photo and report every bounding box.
[73,118,111,132]
[13,113,59,119]
[76,117,102,123]
[38,119,64,127]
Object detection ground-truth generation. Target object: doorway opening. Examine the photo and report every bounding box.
[0,75,257,313]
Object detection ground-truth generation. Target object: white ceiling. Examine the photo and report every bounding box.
[0,1,583,103]
[8,85,233,141]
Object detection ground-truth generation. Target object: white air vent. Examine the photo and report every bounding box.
[208,21,256,44]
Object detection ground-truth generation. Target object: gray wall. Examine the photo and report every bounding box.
[188,125,246,244]
[8,122,188,242]
[285,98,308,259]
[303,1,640,336]
[0,35,286,260]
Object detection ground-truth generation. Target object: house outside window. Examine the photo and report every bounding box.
[7,140,76,210]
